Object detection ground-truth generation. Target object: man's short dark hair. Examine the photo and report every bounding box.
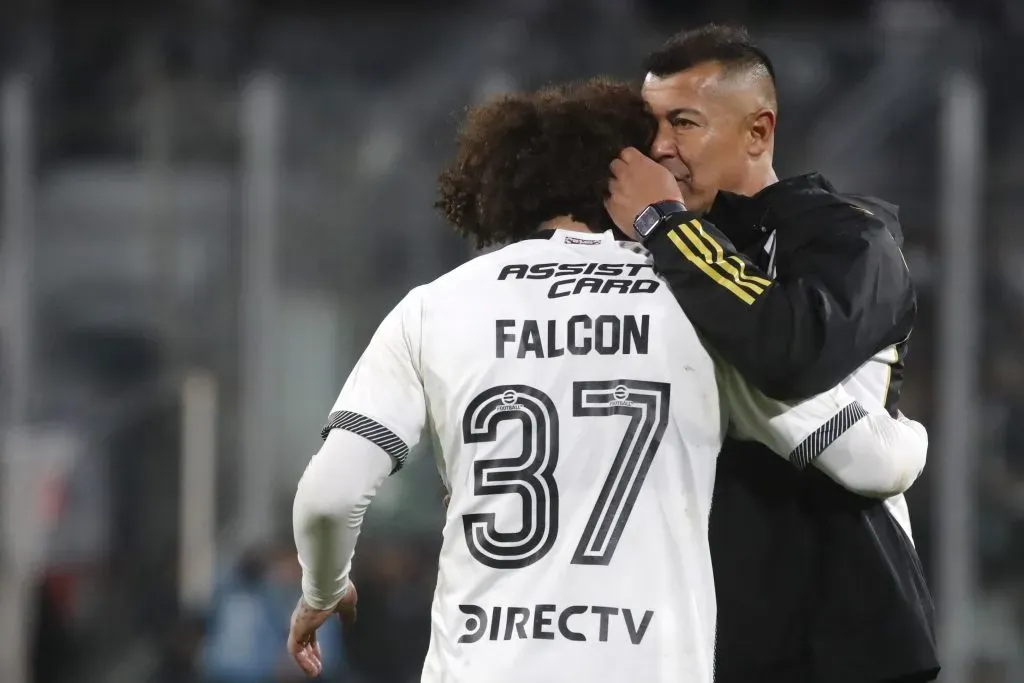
[643,24,776,91]
[436,78,655,248]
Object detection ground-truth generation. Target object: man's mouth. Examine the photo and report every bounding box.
[671,166,691,184]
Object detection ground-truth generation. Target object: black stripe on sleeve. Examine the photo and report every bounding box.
[789,401,870,471]
[321,410,409,474]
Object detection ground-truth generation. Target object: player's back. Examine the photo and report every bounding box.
[415,230,726,683]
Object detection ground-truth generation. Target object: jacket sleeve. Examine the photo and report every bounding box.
[644,206,915,400]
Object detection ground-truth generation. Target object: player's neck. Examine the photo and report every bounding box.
[538,216,595,234]
[744,162,779,195]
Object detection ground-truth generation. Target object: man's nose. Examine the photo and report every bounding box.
[650,125,677,160]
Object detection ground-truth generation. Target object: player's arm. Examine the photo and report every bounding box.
[292,289,427,611]
[643,202,915,401]
[715,358,927,498]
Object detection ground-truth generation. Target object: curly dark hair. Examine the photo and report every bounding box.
[436,78,656,248]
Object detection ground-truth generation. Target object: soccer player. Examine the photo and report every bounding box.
[604,25,937,683]
[287,79,927,683]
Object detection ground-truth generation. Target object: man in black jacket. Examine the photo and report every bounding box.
[606,25,938,683]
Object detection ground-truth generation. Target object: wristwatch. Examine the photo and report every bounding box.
[633,200,688,240]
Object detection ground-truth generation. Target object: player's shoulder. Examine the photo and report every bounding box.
[411,246,512,304]
[416,239,548,292]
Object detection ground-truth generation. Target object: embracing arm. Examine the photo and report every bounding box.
[646,204,914,400]
[718,359,927,497]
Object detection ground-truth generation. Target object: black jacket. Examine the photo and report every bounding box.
[643,174,938,683]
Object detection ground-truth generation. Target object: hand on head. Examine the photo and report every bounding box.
[606,147,685,240]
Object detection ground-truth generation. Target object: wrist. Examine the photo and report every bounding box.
[633,200,688,241]
[301,574,350,612]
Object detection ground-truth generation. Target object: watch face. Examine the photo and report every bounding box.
[634,206,660,237]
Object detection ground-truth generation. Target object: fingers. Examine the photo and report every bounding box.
[611,147,644,168]
[609,150,636,173]
[297,646,322,678]
[288,632,323,678]
[289,597,334,678]
[610,147,653,178]
[619,146,643,161]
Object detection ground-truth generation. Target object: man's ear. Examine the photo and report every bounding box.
[748,109,776,156]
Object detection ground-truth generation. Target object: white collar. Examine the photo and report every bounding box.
[549,229,615,246]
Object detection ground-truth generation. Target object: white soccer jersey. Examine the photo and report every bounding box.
[317,229,922,683]
[841,344,916,540]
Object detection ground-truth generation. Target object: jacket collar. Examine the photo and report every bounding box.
[705,172,904,247]
[705,173,841,247]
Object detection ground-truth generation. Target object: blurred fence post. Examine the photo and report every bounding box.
[935,68,983,683]
[0,73,34,683]
[2,73,34,428]
[179,370,218,610]
[140,65,178,344]
[237,73,283,550]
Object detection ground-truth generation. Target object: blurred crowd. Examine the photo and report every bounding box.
[2,1,1023,682]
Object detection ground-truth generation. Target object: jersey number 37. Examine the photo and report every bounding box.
[461,380,670,569]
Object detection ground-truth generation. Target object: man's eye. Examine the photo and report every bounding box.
[672,119,697,129]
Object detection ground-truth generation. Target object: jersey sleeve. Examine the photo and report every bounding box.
[716,359,866,470]
[716,358,927,497]
[320,288,427,474]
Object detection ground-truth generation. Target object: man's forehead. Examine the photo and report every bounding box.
[642,64,725,111]
[642,63,767,119]
[644,62,725,91]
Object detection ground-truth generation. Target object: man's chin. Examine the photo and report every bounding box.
[679,187,709,216]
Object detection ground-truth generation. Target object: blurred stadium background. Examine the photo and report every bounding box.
[0,0,1021,681]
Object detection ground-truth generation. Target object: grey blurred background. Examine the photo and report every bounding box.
[0,0,1020,682]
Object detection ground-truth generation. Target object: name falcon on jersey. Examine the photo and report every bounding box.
[496,315,649,359]
[498,262,662,299]
[458,604,655,646]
